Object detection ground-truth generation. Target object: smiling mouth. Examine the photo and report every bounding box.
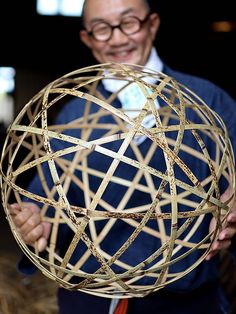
[112,51,129,57]
[109,49,134,58]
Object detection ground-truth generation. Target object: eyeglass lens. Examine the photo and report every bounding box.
[89,15,149,41]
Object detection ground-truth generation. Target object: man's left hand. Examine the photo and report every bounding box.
[206,187,236,260]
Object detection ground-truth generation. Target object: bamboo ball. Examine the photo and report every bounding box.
[1,63,235,298]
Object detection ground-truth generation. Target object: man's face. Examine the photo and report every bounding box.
[80,0,160,65]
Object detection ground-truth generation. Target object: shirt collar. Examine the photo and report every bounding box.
[102,47,163,93]
[145,47,163,73]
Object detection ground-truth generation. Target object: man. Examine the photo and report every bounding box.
[10,0,236,313]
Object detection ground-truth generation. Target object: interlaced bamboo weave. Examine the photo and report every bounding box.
[0,63,235,298]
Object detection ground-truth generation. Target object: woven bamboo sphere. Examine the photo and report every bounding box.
[1,63,235,298]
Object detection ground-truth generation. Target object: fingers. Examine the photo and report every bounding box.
[206,185,236,261]
[37,237,48,252]
[226,211,236,224]
[206,216,236,261]
[37,222,52,252]
[15,208,41,231]
[218,192,236,243]
[23,223,45,247]
[42,221,52,240]
[9,202,40,217]
[218,222,236,241]
[9,202,50,252]
[206,219,236,261]
[206,239,232,261]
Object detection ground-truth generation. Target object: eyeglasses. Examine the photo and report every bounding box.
[87,14,150,42]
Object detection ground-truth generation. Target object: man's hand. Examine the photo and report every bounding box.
[9,202,51,252]
[206,187,236,260]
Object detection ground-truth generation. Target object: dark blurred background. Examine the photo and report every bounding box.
[0,0,235,312]
[0,0,236,112]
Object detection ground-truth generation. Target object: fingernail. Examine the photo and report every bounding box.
[218,233,225,240]
[206,255,211,261]
[37,238,47,252]
[211,243,218,250]
[9,203,17,208]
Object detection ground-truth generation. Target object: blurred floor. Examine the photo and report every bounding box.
[220,250,236,314]
[0,205,236,313]
[0,206,58,314]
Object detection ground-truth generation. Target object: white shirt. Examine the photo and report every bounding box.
[102,48,163,145]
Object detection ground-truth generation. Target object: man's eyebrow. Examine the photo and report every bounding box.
[88,8,135,24]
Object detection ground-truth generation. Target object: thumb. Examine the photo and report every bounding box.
[37,222,51,252]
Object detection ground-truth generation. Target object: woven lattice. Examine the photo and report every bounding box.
[0,63,235,298]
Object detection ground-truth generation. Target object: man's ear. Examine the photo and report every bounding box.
[80,30,93,48]
[149,13,161,41]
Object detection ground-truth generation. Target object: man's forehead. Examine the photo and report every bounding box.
[83,0,147,22]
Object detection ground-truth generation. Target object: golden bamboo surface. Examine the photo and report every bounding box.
[0,63,235,298]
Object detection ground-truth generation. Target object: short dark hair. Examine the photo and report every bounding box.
[81,0,152,26]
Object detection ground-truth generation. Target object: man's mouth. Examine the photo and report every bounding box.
[112,51,129,57]
[109,49,134,59]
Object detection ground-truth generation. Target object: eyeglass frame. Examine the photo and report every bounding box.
[86,13,151,42]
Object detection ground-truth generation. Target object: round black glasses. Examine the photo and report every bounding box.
[87,14,150,42]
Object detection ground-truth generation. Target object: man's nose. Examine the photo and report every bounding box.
[109,28,129,44]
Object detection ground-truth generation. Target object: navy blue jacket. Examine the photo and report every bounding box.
[19,65,236,313]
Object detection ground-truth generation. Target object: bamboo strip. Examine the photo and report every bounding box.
[1,63,235,298]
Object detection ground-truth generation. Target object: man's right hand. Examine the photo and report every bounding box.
[9,202,51,252]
